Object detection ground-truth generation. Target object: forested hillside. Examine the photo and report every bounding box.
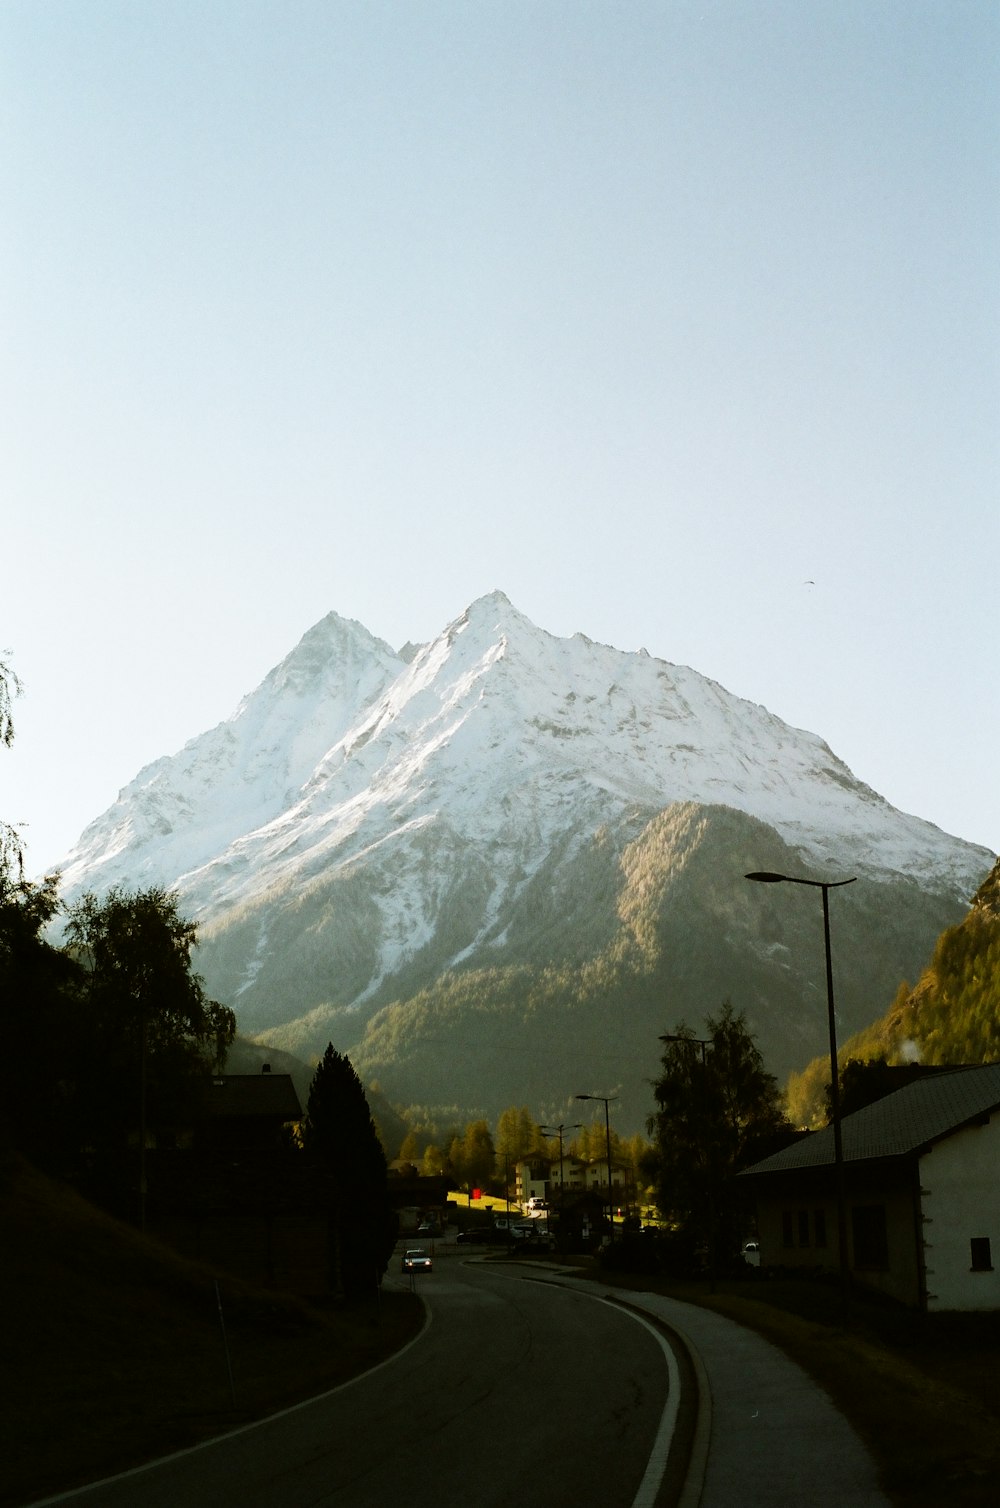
[788,857,1000,1126]
[348,801,973,1131]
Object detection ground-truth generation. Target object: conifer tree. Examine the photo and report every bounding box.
[303,1045,397,1299]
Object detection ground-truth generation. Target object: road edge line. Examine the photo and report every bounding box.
[23,1296,434,1507]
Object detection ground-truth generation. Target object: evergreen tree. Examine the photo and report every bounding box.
[303,1045,397,1299]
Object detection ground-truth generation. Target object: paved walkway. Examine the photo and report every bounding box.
[565,1278,891,1506]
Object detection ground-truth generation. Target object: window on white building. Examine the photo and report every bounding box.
[851,1204,888,1270]
[970,1237,993,1272]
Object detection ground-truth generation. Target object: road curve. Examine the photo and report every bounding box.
[31,1256,685,1508]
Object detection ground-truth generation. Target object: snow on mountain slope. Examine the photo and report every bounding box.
[57,611,404,895]
[51,591,995,1117]
[58,592,990,925]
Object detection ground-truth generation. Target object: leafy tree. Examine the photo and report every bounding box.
[420,1141,447,1177]
[0,871,84,1163]
[65,886,236,1170]
[0,670,238,1199]
[0,656,84,1165]
[302,1044,397,1299]
[0,650,20,749]
[0,651,25,879]
[649,1001,790,1271]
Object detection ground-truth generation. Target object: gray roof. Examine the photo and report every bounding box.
[742,1064,1000,1176]
[202,1073,302,1121]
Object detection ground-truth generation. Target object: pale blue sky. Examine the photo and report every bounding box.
[3,0,997,874]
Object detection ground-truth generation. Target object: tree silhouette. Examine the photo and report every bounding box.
[1,872,82,1164]
[0,651,25,878]
[65,886,235,1217]
[649,1001,790,1269]
[303,1045,397,1299]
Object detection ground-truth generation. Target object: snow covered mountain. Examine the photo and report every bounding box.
[56,592,994,1131]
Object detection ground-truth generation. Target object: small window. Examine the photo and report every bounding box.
[782,1210,794,1248]
[970,1237,993,1272]
[814,1209,827,1248]
[797,1209,810,1247]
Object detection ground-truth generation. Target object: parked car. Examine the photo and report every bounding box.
[402,1248,433,1273]
[456,1228,493,1244]
[510,1222,552,1250]
[417,1222,442,1237]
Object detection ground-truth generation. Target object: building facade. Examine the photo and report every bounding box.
[741,1064,1000,1311]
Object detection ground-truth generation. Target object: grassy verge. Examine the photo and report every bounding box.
[1,1154,423,1508]
[570,1260,1000,1507]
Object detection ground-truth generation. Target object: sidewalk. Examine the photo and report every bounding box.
[591,1284,889,1507]
[516,1263,890,1507]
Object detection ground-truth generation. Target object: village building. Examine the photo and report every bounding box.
[740,1063,1000,1311]
[514,1155,631,1214]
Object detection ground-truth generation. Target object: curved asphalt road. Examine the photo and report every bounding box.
[34,1256,681,1508]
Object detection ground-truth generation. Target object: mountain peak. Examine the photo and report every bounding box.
[262,611,399,693]
[449,589,525,637]
[53,596,994,1127]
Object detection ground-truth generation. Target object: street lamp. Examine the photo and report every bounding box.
[540,1123,582,1244]
[503,1151,511,1227]
[745,869,856,1319]
[576,1094,617,1238]
[659,1032,714,1285]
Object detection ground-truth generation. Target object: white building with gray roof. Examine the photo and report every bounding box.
[740,1064,1000,1310]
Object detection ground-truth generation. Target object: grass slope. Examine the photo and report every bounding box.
[1,1153,422,1508]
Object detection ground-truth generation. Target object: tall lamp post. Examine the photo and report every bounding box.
[576,1094,617,1239]
[745,870,856,1320]
[540,1122,582,1245]
[660,1032,714,1286]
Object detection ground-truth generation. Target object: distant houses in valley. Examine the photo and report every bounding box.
[515,1154,633,1215]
